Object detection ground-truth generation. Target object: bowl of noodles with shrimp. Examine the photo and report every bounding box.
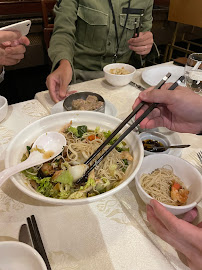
[135,154,202,215]
[4,111,144,205]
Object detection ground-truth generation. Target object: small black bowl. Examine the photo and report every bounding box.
[63,92,105,113]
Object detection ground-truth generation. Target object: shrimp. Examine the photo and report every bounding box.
[170,181,189,205]
[120,151,133,161]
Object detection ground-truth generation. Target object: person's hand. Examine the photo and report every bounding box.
[46,60,76,103]
[128,31,153,56]
[147,199,202,270]
[0,30,21,57]
[0,32,30,67]
[132,84,202,134]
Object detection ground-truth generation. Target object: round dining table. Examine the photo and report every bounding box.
[0,61,202,270]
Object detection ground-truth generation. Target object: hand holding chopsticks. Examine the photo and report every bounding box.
[76,73,185,185]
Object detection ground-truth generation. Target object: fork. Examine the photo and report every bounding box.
[197,150,202,164]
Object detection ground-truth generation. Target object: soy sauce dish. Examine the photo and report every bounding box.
[139,131,170,156]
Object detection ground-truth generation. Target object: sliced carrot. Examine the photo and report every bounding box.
[87,135,99,141]
[172,182,181,190]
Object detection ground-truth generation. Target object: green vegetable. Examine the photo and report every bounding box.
[84,177,96,189]
[77,125,87,138]
[36,177,53,197]
[67,126,79,137]
[22,170,39,181]
[68,190,87,199]
[52,170,73,186]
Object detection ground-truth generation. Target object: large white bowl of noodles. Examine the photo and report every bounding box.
[5,111,144,205]
[135,154,202,215]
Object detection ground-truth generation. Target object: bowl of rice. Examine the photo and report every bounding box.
[135,154,202,215]
[103,63,136,87]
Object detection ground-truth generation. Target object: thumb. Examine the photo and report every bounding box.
[59,82,68,100]
[139,89,173,105]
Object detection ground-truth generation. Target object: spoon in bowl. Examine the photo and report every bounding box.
[0,132,66,186]
[146,144,190,152]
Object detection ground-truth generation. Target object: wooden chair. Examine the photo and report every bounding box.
[41,0,56,49]
[164,0,202,62]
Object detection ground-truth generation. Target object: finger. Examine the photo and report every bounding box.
[139,88,174,104]
[5,53,24,60]
[5,45,26,55]
[148,202,200,258]
[129,45,152,55]
[59,81,68,101]
[46,77,59,103]
[3,58,21,66]
[128,38,153,47]
[150,200,201,244]
[197,222,202,228]
[65,90,77,98]
[0,48,5,57]
[0,31,21,43]
[182,207,198,223]
[147,204,173,242]
[18,36,30,46]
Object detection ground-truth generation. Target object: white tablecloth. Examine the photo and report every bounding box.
[0,62,202,270]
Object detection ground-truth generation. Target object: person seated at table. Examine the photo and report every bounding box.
[46,0,159,103]
[133,84,202,270]
[0,30,30,83]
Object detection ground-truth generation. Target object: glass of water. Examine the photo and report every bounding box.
[185,53,202,93]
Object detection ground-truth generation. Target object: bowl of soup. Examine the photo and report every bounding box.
[5,111,144,205]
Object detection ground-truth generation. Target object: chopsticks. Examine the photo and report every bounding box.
[82,72,171,167]
[76,73,184,185]
[27,215,52,270]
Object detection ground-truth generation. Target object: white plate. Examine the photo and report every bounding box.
[51,99,117,117]
[142,65,185,86]
[0,241,46,270]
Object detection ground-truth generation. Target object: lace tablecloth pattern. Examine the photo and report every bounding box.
[0,63,202,270]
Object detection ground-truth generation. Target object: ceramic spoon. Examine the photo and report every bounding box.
[0,132,66,186]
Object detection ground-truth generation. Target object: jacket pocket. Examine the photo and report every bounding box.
[119,14,141,51]
[76,5,108,50]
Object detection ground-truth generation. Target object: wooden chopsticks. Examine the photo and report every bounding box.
[76,73,185,185]
[27,215,52,270]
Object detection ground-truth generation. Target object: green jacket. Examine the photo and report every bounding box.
[48,0,155,81]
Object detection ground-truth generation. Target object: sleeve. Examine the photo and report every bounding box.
[48,0,78,71]
[0,67,5,83]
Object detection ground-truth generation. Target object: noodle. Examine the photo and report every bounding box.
[21,123,133,200]
[140,167,189,206]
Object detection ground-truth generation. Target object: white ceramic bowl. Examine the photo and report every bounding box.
[5,111,144,205]
[135,154,202,215]
[0,95,8,122]
[0,241,46,270]
[103,63,136,87]
[139,131,170,156]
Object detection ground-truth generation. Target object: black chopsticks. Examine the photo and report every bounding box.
[27,215,52,270]
[76,73,184,185]
[82,72,171,168]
